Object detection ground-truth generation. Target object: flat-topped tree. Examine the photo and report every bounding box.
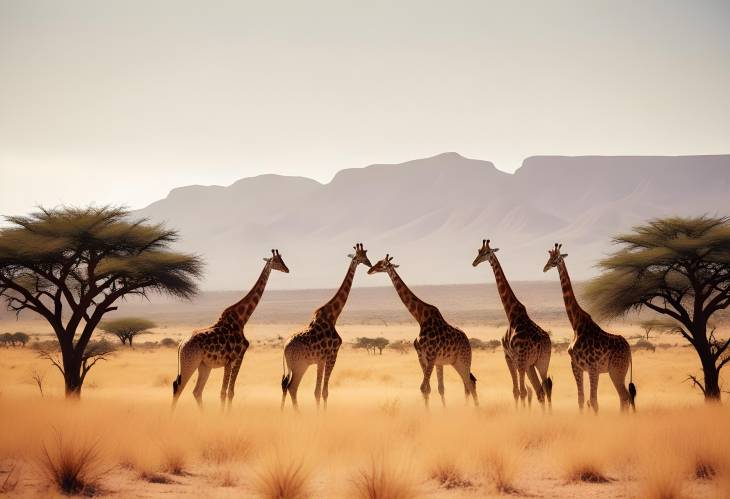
[585,216,730,402]
[0,206,203,397]
[100,317,157,346]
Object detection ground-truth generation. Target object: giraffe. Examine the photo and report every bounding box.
[543,243,636,412]
[280,243,372,410]
[473,239,553,410]
[368,254,478,408]
[172,249,289,409]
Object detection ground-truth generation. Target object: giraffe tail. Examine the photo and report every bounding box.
[628,353,637,412]
[280,352,292,399]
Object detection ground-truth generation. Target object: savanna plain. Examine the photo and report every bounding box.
[1,283,728,498]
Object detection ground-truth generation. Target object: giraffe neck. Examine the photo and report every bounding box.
[220,262,273,329]
[556,260,590,332]
[488,254,526,323]
[314,258,358,323]
[386,266,435,325]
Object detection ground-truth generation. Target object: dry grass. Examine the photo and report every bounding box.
[39,432,105,496]
[253,456,311,499]
[429,458,473,489]
[0,465,20,493]
[483,448,520,494]
[0,326,728,497]
[350,455,417,499]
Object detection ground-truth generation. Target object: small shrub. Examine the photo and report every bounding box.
[200,434,252,464]
[39,433,104,496]
[161,445,187,476]
[351,457,416,499]
[634,339,656,352]
[430,460,472,489]
[139,471,177,484]
[254,457,310,499]
[159,337,178,348]
[483,449,519,494]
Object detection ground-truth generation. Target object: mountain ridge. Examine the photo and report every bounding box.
[135,153,730,290]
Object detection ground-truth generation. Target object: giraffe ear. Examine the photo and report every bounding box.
[493,248,499,253]
[391,264,399,268]
[263,257,272,262]
[561,253,568,258]
[347,254,355,259]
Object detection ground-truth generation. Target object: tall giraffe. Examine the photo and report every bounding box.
[473,239,552,409]
[543,243,636,412]
[172,250,289,409]
[281,243,372,410]
[368,254,478,408]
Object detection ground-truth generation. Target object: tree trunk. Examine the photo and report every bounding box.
[61,350,84,398]
[701,357,721,401]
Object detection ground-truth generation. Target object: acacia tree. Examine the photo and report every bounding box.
[585,216,730,401]
[0,207,203,397]
[100,317,156,346]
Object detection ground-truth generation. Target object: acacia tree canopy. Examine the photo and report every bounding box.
[100,317,157,346]
[0,206,203,396]
[585,215,730,400]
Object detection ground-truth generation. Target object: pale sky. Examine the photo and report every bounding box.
[1,0,729,218]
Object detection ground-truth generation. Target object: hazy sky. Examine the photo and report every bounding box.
[1,0,729,218]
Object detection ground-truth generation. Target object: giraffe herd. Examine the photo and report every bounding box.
[172,242,636,413]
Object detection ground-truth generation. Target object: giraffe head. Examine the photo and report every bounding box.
[472,239,499,267]
[543,243,568,273]
[347,242,372,268]
[264,249,290,273]
[367,254,399,274]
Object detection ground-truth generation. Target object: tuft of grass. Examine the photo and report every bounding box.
[254,457,311,499]
[640,461,686,499]
[200,433,252,464]
[39,433,104,496]
[560,446,612,484]
[160,444,187,476]
[483,449,520,494]
[210,468,239,488]
[694,460,716,480]
[429,459,472,489]
[351,456,416,499]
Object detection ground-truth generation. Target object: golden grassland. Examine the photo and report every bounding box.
[0,321,729,498]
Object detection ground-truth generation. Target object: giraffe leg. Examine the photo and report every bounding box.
[172,351,200,409]
[314,361,325,410]
[226,355,244,409]
[609,364,630,412]
[436,365,446,407]
[220,362,232,410]
[420,360,435,409]
[454,361,478,407]
[571,359,585,412]
[526,365,546,411]
[321,352,338,410]
[588,369,600,413]
[192,365,212,409]
[536,351,553,412]
[517,368,528,409]
[504,353,519,408]
[287,365,307,411]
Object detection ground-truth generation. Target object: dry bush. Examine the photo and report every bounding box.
[561,450,612,484]
[160,444,188,476]
[639,450,687,499]
[483,448,520,494]
[254,456,311,499]
[351,456,416,499]
[39,433,105,496]
[429,458,472,489]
